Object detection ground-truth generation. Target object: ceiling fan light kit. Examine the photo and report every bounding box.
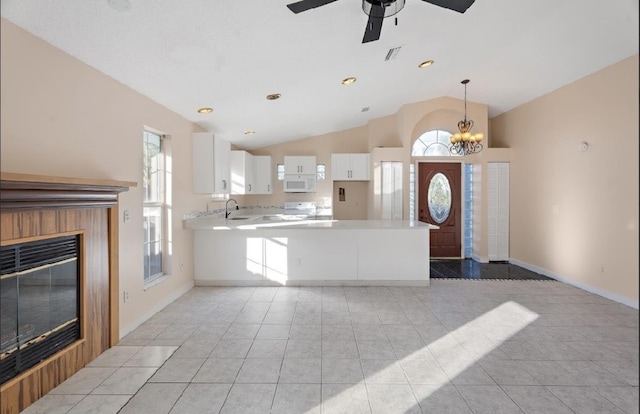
[286,0,475,43]
[362,0,406,19]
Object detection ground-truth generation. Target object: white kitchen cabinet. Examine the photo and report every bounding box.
[192,132,231,194]
[192,224,431,284]
[284,156,316,175]
[331,153,370,180]
[230,150,255,194]
[488,162,510,261]
[254,155,272,194]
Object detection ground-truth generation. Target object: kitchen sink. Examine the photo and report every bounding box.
[261,215,283,221]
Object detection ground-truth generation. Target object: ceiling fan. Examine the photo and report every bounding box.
[286,0,476,43]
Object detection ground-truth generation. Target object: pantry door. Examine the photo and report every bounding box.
[418,162,462,258]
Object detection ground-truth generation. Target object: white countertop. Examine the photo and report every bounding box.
[184,214,438,231]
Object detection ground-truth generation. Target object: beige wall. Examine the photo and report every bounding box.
[3,16,636,315]
[232,125,369,211]
[239,56,638,306]
[332,181,368,220]
[491,55,639,303]
[0,20,211,335]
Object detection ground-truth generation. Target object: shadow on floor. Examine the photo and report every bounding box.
[430,259,553,280]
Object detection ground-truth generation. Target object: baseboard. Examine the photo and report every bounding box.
[195,279,430,287]
[119,280,194,339]
[509,258,639,310]
[472,254,488,263]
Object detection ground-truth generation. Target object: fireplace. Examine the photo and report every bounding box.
[0,235,80,384]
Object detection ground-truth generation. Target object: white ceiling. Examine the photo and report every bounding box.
[1,0,638,149]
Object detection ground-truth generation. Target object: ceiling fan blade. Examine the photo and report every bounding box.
[422,0,476,13]
[287,0,339,14]
[362,4,385,43]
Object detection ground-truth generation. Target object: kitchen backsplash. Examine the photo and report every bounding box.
[184,204,332,220]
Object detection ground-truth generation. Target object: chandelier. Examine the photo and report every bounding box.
[450,79,484,155]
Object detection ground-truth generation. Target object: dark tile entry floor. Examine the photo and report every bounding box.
[430,259,554,280]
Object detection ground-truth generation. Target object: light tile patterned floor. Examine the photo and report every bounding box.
[23,281,639,414]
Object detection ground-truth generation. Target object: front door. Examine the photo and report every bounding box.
[418,162,462,258]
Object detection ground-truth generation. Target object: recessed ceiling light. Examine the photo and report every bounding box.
[418,60,435,68]
[342,77,357,85]
[197,107,214,114]
[266,93,281,100]
[244,131,256,135]
[107,0,132,12]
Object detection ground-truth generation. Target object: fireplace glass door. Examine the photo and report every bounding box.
[0,235,80,384]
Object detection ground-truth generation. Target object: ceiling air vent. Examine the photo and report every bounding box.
[361,107,370,112]
[385,47,402,61]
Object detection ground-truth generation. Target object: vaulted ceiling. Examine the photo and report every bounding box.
[1,0,638,149]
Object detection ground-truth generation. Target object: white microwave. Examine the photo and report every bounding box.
[283,174,316,193]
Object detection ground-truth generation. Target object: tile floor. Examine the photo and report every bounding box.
[430,259,554,280]
[23,280,638,414]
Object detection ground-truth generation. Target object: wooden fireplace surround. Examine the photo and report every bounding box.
[0,172,135,414]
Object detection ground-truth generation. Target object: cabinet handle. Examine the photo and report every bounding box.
[267,185,270,192]
[222,180,227,189]
[248,184,252,192]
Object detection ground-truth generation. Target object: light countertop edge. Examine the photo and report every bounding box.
[184,215,439,231]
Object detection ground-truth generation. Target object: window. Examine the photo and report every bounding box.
[412,130,458,157]
[316,164,325,180]
[143,131,165,282]
[464,163,474,258]
[277,163,285,181]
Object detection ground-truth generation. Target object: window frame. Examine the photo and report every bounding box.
[142,130,167,285]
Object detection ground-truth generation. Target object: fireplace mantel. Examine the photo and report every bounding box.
[0,172,135,414]
[1,172,135,211]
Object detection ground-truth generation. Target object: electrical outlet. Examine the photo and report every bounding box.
[123,291,129,303]
[123,210,130,223]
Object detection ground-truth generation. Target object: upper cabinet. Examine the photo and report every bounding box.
[192,132,231,194]
[284,156,316,175]
[231,151,273,195]
[254,155,273,194]
[331,153,370,181]
[230,150,255,194]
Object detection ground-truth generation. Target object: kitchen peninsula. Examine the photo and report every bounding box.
[185,215,438,286]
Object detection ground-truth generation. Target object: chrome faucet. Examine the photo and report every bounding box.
[225,198,239,218]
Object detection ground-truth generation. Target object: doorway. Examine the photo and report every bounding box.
[418,162,462,258]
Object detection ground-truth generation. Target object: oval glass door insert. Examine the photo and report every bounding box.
[427,173,452,224]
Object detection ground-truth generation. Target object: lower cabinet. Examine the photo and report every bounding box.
[193,227,430,283]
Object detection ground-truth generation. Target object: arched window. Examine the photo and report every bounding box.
[412,130,459,157]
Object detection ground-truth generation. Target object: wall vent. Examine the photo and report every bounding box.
[385,47,402,61]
